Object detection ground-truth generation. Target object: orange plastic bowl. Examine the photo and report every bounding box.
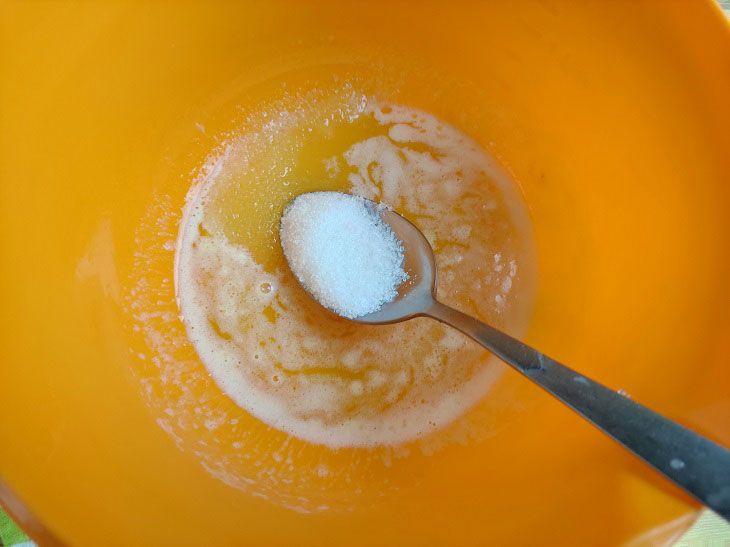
[2,2,729,545]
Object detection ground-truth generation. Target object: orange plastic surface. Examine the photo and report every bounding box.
[1,1,729,545]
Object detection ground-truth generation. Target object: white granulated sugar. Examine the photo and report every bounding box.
[280,192,408,319]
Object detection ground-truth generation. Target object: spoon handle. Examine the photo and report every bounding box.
[426,300,730,521]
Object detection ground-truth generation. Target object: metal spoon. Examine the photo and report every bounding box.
[282,192,730,520]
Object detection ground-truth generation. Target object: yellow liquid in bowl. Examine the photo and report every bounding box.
[130,66,537,510]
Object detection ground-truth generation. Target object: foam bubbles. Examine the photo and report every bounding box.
[175,98,532,448]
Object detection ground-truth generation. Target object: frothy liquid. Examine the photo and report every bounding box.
[176,95,534,448]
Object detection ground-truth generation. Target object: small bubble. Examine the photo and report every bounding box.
[260,283,272,294]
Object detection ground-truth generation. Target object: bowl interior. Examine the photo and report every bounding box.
[1,1,730,545]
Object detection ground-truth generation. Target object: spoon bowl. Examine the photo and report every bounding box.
[355,208,437,325]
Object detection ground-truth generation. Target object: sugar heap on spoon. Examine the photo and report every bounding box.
[279,191,409,319]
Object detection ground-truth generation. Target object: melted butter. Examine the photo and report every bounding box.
[176,94,535,447]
